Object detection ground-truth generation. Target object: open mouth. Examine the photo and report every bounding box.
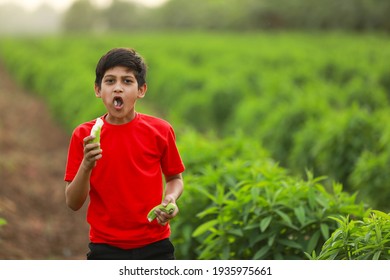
[113,96,124,109]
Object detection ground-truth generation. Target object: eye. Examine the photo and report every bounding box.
[124,78,133,84]
[104,78,114,84]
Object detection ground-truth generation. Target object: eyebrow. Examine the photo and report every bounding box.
[103,74,135,79]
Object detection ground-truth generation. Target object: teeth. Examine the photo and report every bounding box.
[114,97,123,108]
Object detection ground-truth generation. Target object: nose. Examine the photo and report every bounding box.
[114,82,123,92]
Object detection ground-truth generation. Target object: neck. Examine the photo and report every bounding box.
[105,111,137,125]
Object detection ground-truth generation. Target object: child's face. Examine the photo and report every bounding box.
[94,66,147,124]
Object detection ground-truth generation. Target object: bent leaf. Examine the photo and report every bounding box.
[192,219,218,237]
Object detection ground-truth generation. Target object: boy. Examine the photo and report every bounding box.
[64,48,185,260]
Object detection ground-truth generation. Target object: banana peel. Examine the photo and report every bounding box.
[147,203,176,222]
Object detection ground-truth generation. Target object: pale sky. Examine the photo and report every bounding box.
[0,0,168,11]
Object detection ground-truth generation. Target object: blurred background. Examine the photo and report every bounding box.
[0,0,390,34]
[1,0,390,260]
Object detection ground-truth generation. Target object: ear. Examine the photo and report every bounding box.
[94,84,101,98]
[137,83,147,99]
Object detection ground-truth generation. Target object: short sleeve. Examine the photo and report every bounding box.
[64,128,84,182]
[160,126,185,176]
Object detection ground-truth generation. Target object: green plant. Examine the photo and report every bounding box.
[257,93,329,166]
[308,210,390,260]
[289,105,379,191]
[347,111,390,211]
[349,151,390,211]
[189,164,365,259]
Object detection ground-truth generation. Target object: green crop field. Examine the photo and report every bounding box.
[1,31,390,259]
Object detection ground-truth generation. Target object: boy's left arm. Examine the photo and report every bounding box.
[155,173,183,225]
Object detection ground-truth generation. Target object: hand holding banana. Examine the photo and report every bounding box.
[147,202,178,225]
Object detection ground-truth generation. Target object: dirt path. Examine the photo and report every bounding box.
[0,62,89,259]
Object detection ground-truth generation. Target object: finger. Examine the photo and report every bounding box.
[84,135,96,142]
[84,143,101,155]
[89,148,102,159]
[83,145,102,164]
[83,135,95,145]
[155,210,169,226]
[157,217,168,226]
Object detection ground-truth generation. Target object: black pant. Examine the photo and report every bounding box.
[86,238,175,260]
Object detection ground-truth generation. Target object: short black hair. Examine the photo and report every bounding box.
[95,48,147,88]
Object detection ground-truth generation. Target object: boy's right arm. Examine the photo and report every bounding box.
[65,135,102,211]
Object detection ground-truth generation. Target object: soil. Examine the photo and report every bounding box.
[0,62,89,259]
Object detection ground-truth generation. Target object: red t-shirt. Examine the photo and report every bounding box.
[64,113,185,249]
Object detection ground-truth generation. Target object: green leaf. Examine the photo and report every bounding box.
[371,210,390,220]
[260,216,273,232]
[329,216,347,227]
[307,187,316,210]
[332,182,343,195]
[274,209,293,226]
[306,230,321,253]
[320,248,341,260]
[270,188,283,205]
[294,206,306,226]
[228,229,243,237]
[216,183,226,205]
[278,239,303,250]
[197,206,219,219]
[221,244,230,259]
[253,245,271,259]
[304,251,316,260]
[315,196,329,208]
[320,223,330,240]
[373,250,381,260]
[249,232,271,247]
[195,187,217,203]
[267,234,276,247]
[244,224,258,230]
[192,219,218,237]
[251,186,260,201]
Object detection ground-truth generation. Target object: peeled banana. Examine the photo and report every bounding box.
[147,203,176,222]
[89,118,103,144]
